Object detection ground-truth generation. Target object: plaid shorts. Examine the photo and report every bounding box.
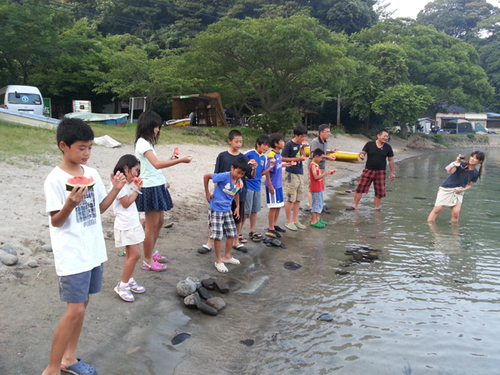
[355,169,387,198]
[208,208,238,241]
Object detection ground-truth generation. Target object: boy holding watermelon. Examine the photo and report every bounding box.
[42,118,126,375]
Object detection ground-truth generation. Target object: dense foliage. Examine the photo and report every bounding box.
[0,0,496,132]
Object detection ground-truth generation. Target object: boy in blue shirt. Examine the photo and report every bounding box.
[198,130,256,254]
[244,134,274,240]
[263,133,291,238]
[204,156,248,273]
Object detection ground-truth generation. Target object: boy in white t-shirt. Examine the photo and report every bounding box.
[42,118,126,375]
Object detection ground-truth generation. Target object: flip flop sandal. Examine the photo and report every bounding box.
[345,206,356,211]
[233,244,248,253]
[238,234,248,243]
[61,359,97,375]
[214,262,228,273]
[249,231,263,239]
[222,257,240,265]
[152,250,167,263]
[197,245,212,254]
[141,260,167,272]
[266,230,281,238]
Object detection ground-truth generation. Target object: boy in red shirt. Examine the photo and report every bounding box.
[309,149,336,228]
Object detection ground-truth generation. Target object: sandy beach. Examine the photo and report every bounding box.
[0,131,496,374]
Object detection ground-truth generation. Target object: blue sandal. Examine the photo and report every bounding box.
[61,359,97,375]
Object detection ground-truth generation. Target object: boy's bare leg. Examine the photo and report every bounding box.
[42,301,87,375]
[292,201,301,223]
[214,239,223,263]
[204,237,213,249]
[285,201,293,223]
[249,212,257,233]
[234,222,244,246]
[312,212,318,223]
[374,196,382,210]
[268,208,276,230]
[222,237,234,261]
[274,208,281,228]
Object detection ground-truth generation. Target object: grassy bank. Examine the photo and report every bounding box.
[0,121,265,166]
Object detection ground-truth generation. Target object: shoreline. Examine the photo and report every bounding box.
[0,132,497,374]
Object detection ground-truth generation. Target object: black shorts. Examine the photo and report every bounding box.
[231,199,245,224]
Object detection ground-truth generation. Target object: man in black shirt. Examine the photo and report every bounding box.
[346,129,395,211]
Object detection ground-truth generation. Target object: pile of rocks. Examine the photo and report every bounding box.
[344,246,381,263]
[177,276,228,316]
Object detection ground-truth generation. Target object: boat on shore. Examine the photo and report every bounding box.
[165,119,190,127]
[64,112,128,126]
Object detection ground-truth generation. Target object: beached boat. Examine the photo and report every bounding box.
[64,112,128,126]
[328,151,360,162]
[165,119,190,127]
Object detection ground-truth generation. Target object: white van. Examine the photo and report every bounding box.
[0,85,44,116]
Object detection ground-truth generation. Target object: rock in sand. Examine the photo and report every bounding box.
[206,297,226,311]
[176,279,197,297]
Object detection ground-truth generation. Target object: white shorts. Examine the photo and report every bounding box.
[434,187,464,208]
[114,224,145,247]
[266,187,285,208]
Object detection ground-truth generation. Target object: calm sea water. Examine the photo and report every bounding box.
[115,149,500,375]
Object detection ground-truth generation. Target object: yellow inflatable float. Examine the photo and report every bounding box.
[304,147,360,162]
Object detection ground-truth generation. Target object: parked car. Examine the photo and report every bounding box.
[0,85,44,116]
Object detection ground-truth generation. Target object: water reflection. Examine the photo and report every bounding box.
[131,149,500,375]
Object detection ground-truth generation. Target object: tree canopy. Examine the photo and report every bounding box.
[181,15,351,133]
[0,0,495,131]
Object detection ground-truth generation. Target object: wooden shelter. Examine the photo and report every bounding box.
[171,93,227,127]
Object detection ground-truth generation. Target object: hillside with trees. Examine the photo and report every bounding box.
[0,0,496,133]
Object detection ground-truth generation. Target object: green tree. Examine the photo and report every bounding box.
[416,0,499,40]
[0,0,65,86]
[352,19,493,111]
[28,19,113,113]
[180,15,350,133]
[372,84,434,137]
[92,36,186,110]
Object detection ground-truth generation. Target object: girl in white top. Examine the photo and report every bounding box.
[134,111,192,271]
[112,155,146,302]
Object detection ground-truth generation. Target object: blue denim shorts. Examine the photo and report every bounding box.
[58,264,103,303]
[311,191,324,214]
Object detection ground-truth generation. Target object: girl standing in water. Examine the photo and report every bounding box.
[427,151,485,223]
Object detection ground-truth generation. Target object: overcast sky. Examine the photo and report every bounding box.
[388,0,500,19]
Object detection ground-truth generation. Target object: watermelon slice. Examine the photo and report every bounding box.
[66,176,96,192]
[173,147,179,159]
[133,177,142,184]
[248,159,257,165]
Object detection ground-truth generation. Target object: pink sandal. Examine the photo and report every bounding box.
[141,260,167,272]
[152,250,167,263]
